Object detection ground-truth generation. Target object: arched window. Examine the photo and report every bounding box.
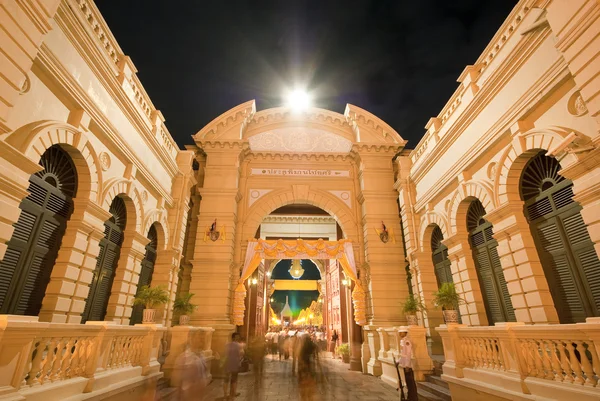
[431,226,452,285]
[467,200,515,324]
[521,152,600,323]
[130,224,158,325]
[0,145,77,315]
[82,196,126,322]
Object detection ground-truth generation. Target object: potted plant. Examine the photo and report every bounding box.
[402,294,426,326]
[173,292,197,325]
[432,282,463,324]
[337,343,350,363]
[133,285,169,324]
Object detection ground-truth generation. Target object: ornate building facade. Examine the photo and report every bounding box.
[1,0,599,400]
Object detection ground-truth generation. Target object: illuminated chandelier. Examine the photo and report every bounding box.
[289,259,305,279]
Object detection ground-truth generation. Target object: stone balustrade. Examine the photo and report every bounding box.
[362,325,433,392]
[0,315,165,401]
[437,318,600,400]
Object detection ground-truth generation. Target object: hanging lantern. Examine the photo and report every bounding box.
[289,259,305,279]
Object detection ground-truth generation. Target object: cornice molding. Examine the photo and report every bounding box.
[344,103,407,145]
[34,46,175,207]
[249,107,350,131]
[194,100,256,140]
[412,31,564,213]
[197,140,249,151]
[351,143,403,154]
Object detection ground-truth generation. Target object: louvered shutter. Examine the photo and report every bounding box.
[130,256,155,324]
[474,247,504,323]
[488,242,516,322]
[0,176,72,315]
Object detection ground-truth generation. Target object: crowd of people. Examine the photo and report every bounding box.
[166,327,359,401]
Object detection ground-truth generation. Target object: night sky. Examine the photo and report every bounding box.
[96,1,516,148]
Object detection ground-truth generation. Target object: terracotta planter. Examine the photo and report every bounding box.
[443,309,459,324]
[142,308,157,324]
[406,314,419,326]
[342,354,350,363]
[179,314,190,325]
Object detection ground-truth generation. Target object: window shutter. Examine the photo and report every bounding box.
[474,247,504,323]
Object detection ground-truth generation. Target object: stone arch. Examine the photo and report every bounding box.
[495,127,580,205]
[418,212,449,252]
[448,181,495,235]
[143,209,170,250]
[5,120,102,203]
[242,187,359,242]
[101,179,143,234]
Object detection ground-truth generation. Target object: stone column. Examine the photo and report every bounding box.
[443,234,489,326]
[486,203,559,324]
[545,0,600,128]
[0,0,61,131]
[39,199,111,323]
[355,145,408,327]
[188,141,244,356]
[105,233,148,324]
[151,249,179,325]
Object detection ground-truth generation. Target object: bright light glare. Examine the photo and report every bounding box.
[286,89,311,111]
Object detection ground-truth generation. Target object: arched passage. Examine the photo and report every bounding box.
[0,145,77,315]
[520,151,600,323]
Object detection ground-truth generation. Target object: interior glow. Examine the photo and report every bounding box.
[286,89,311,112]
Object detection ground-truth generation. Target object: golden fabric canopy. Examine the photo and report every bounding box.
[233,239,366,326]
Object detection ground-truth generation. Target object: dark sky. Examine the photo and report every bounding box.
[97,0,516,149]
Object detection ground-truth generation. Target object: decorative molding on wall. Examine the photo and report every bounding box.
[328,190,352,208]
[248,189,272,207]
[99,151,111,171]
[249,127,353,153]
[567,91,588,116]
[262,215,337,224]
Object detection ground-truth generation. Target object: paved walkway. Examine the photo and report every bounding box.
[202,354,400,401]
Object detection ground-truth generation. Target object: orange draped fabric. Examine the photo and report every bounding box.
[233,239,367,326]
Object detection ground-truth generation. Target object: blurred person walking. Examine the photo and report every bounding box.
[223,332,243,400]
[171,330,209,401]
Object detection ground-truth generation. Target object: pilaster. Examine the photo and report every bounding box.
[39,199,110,323]
[105,233,149,324]
[356,145,408,327]
[443,234,489,326]
[486,202,559,324]
[189,141,245,328]
[410,251,444,354]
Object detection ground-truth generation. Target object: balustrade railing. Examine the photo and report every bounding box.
[437,318,600,400]
[0,316,165,401]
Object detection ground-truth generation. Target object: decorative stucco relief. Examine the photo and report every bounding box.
[249,127,353,153]
[248,189,272,207]
[99,151,111,171]
[328,190,352,208]
[567,91,588,116]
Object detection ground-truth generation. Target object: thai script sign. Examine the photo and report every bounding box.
[251,168,350,177]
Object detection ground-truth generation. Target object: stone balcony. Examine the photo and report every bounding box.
[437,318,600,400]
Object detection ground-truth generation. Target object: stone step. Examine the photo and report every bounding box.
[156,377,170,391]
[417,387,445,401]
[157,387,178,401]
[425,374,449,389]
[417,381,452,401]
